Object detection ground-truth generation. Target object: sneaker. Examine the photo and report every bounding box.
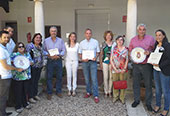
[84,93,91,98]
[68,91,71,96]
[34,96,41,101]
[146,105,153,111]
[131,101,140,108]
[29,98,36,103]
[72,90,76,97]
[25,104,32,109]
[94,97,99,103]
[16,107,24,113]
[47,94,52,100]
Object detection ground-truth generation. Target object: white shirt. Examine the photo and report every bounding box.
[6,38,16,55]
[0,44,12,79]
[65,42,79,61]
[79,38,100,57]
[153,45,161,71]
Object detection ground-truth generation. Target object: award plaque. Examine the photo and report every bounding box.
[13,56,30,70]
[131,47,146,63]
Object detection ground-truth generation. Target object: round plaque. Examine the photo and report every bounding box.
[13,56,30,70]
[130,47,146,63]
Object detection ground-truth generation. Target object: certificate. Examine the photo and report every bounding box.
[48,48,59,56]
[147,52,163,64]
[82,50,95,60]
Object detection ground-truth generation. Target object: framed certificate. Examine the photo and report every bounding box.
[147,52,163,64]
[82,50,94,60]
[48,48,59,56]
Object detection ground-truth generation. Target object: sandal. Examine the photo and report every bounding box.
[160,110,169,116]
[153,106,161,113]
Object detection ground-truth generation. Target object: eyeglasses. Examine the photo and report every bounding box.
[18,46,24,48]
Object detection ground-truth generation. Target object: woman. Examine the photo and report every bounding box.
[65,32,79,96]
[110,36,128,104]
[99,30,115,98]
[151,29,170,116]
[26,33,45,103]
[11,42,33,113]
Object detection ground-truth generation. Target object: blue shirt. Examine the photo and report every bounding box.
[43,37,66,56]
[0,44,12,79]
[6,38,16,55]
[79,38,100,57]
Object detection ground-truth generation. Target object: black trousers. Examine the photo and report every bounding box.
[13,80,29,109]
[29,67,42,98]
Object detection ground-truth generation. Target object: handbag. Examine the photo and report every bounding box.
[113,80,127,89]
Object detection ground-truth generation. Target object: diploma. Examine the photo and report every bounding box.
[48,48,59,56]
[147,52,163,64]
[82,50,95,60]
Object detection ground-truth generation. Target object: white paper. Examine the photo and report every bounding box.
[147,52,163,64]
[48,48,59,56]
[82,50,94,60]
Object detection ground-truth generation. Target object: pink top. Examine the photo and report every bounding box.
[129,35,155,64]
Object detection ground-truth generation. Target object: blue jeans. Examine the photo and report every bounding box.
[153,69,170,111]
[132,63,152,105]
[82,61,99,97]
[46,59,63,94]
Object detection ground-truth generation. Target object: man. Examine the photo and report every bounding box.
[43,26,66,100]
[79,28,100,103]
[0,31,23,116]
[129,24,155,111]
[3,26,16,55]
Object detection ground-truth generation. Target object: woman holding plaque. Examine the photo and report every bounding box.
[26,33,46,103]
[65,32,79,96]
[99,30,115,98]
[110,36,128,104]
[151,29,170,116]
[11,42,33,113]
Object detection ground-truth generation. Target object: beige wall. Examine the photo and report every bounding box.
[0,0,170,44]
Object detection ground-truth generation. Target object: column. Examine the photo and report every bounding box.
[34,0,45,41]
[126,0,137,46]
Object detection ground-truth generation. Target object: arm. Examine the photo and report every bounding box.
[99,50,103,69]
[110,55,119,73]
[0,59,23,72]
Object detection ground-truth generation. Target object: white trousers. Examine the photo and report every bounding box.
[102,63,112,94]
[65,60,78,91]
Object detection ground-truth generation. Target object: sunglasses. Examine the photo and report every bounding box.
[18,46,24,48]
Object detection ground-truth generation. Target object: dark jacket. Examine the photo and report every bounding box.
[154,40,170,76]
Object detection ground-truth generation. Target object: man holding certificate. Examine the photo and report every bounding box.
[129,24,155,111]
[43,26,66,100]
[79,28,100,103]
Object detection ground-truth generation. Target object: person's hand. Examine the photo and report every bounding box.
[82,59,88,62]
[100,63,103,70]
[50,55,60,60]
[115,69,119,73]
[92,57,97,61]
[16,68,23,72]
[144,50,150,55]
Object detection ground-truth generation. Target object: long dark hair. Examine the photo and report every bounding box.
[14,42,27,53]
[32,33,42,46]
[68,32,77,47]
[155,29,168,46]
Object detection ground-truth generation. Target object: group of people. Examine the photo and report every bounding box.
[0,23,170,116]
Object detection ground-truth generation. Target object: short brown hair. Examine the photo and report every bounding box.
[103,30,113,41]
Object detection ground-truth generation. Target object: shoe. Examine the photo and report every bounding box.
[34,96,41,101]
[29,98,36,103]
[94,97,99,103]
[84,93,91,98]
[47,94,52,100]
[112,98,118,103]
[131,101,140,107]
[16,107,24,113]
[146,105,153,111]
[68,91,71,96]
[56,93,63,98]
[72,90,76,97]
[6,112,12,116]
[120,99,125,104]
[160,110,169,116]
[25,104,32,109]
[153,106,161,113]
